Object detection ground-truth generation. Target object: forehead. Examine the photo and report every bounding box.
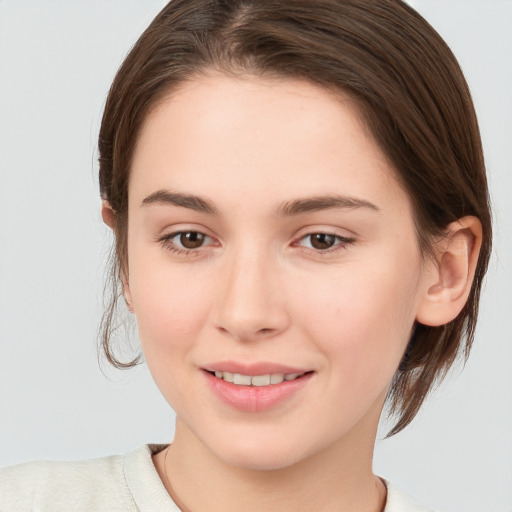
[129,73,410,218]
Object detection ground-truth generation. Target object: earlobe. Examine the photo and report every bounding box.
[101,200,116,230]
[416,216,483,327]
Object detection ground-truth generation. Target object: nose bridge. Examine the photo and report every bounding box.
[214,240,288,341]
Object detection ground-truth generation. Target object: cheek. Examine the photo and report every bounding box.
[128,257,212,361]
[291,254,421,380]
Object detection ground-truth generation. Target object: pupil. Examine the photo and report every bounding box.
[180,232,205,249]
[311,233,335,249]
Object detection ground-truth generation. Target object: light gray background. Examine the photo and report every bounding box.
[0,1,510,511]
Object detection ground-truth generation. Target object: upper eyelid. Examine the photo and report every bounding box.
[159,230,353,250]
[159,229,350,239]
[160,230,216,245]
[296,230,351,240]
[158,226,215,240]
[294,233,354,251]
[295,224,357,238]
[156,232,216,256]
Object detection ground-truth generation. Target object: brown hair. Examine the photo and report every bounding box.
[98,0,492,435]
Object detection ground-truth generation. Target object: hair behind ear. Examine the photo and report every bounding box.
[387,217,484,436]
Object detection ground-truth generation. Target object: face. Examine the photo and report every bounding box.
[125,74,432,470]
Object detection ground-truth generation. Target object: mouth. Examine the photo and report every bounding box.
[203,368,314,412]
[202,361,315,412]
[205,370,313,387]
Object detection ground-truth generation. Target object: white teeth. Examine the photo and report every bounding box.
[223,372,234,383]
[233,373,252,385]
[251,374,271,387]
[270,373,284,384]
[212,371,304,386]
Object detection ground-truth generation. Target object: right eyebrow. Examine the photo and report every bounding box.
[141,190,219,215]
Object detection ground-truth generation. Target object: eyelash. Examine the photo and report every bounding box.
[158,231,216,257]
[295,232,355,255]
[157,230,355,258]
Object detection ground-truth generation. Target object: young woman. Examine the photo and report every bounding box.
[0,1,493,511]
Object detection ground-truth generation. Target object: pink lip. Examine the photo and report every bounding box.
[202,362,314,413]
[204,360,309,375]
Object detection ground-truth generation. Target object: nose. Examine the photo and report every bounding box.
[213,245,290,342]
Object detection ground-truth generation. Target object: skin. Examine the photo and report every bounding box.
[104,73,481,511]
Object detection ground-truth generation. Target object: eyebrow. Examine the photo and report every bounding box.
[276,195,379,216]
[141,189,379,216]
[142,190,218,214]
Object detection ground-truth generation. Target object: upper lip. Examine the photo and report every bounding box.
[203,361,311,376]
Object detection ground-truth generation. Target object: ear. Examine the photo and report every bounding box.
[101,199,116,230]
[101,200,134,313]
[416,216,483,327]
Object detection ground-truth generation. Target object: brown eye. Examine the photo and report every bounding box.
[179,231,206,249]
[158,230,216,256]
[308,233,337,250]
[297,232,354,255]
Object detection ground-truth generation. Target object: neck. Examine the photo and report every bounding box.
[156,413,386,512]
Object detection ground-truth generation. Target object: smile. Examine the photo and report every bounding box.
[211,371,304,386]
[204,368,314,412]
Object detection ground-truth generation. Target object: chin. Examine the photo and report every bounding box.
[205,428,317,472]
[220,447,301,472]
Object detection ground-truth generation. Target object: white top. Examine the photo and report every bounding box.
[0,444,434,511]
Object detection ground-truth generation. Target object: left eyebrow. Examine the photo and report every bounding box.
[276,194,379,216]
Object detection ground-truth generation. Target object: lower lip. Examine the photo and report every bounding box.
[203,371,313,413]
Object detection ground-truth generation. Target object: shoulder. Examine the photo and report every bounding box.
[383,480,438,512]
[0,444,179,512]
[0,450,136,512]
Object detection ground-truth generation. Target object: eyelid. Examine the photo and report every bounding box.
[157,229,217,253]
[293,231,355,256]
[164,229,215,244]
[156,228,355,258]
[155,222,218,243]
